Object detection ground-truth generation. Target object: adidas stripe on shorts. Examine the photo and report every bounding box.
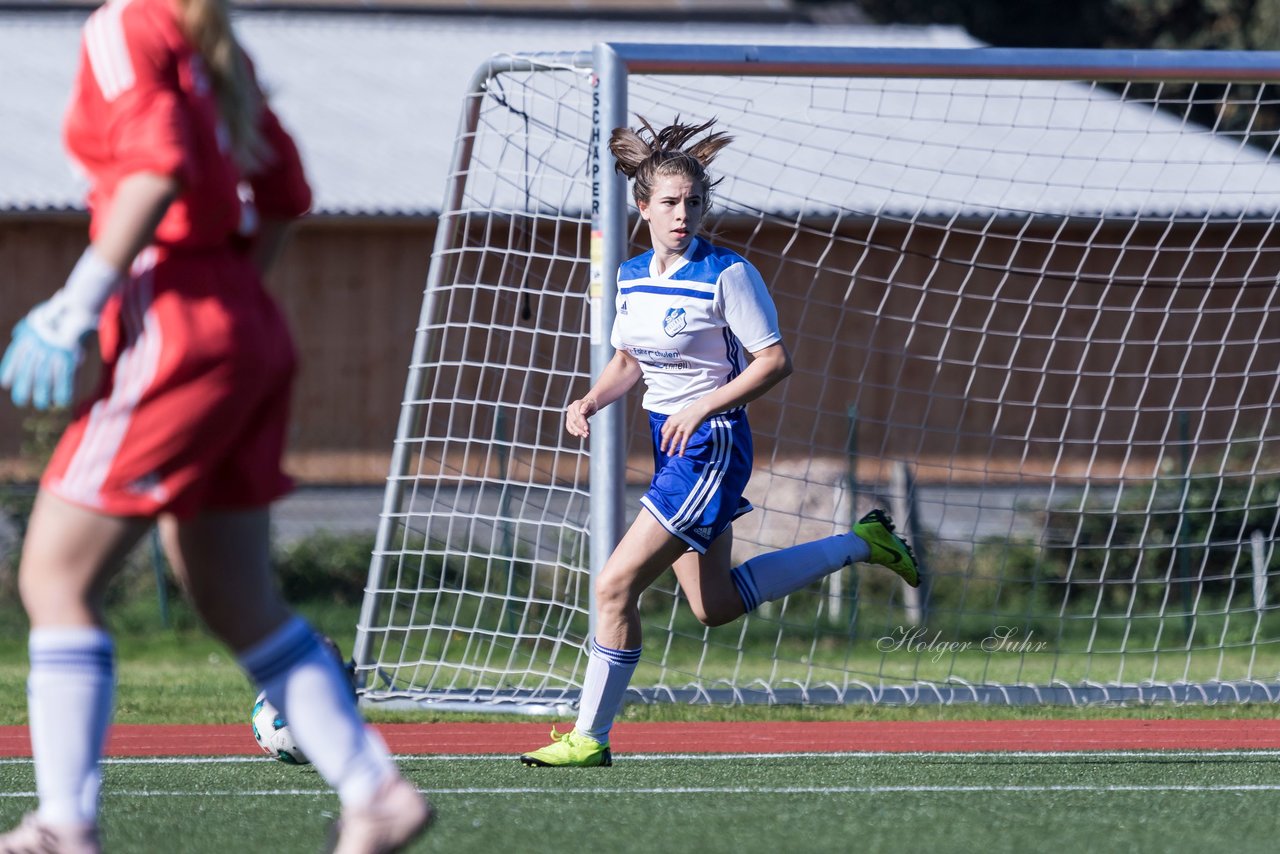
[639,408,754,554]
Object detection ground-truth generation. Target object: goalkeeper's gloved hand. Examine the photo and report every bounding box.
[0,247,123,410]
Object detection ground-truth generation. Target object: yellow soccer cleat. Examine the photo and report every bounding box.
[519,726,612,767]
[854,508,921,588]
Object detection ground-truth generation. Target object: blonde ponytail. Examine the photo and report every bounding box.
[179,0,266,172]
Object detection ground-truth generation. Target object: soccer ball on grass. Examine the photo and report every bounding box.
[248,634,357,765]
[251,692,309,765]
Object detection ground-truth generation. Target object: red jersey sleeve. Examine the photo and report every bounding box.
[249,103,312,220]
[82,0,193,185]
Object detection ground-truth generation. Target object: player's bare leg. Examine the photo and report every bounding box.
[1,492,150,854]
[157,508,289,651]
[19,492,150,630]
[671,527,743,627]
[161,508,432,853]
[593,511,692,649]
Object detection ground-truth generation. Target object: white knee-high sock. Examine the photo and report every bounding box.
[729,533,870,612]
[574,639,641,742]
[28,627,115,826]
[239,617,393,808]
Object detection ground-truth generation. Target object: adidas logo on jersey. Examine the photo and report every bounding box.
[693,526,713,539]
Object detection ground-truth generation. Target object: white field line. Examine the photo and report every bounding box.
[1,748,1279,766]
[2,784,1280,798]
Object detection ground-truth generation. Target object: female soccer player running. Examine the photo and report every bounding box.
[0,0,430,850]
[520,118,919,768]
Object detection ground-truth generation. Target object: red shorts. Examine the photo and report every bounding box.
[43,246,297,518]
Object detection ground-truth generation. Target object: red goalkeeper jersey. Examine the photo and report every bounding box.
[43,0,310,517]
[63,0,311,249]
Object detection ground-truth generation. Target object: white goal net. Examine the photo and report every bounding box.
[353,45,1280,708]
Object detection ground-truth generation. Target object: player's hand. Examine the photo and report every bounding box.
[660,402,710,457]
[0,295,98,410]
[565,397,599,439]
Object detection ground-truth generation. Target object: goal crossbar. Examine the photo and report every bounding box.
[604,43,1280,81]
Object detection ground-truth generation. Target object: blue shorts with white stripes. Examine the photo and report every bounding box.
[639,408,754,554]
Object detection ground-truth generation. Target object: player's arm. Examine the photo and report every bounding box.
[93,171,181,270]
[688,342,792,416]
[565,348,643,439]
[658,342,792,456]
[0,171,177,410]
[1,5,187,410]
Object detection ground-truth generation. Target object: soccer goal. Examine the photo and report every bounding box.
[352,44,1280,710]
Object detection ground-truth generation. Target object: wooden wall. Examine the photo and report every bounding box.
[2,213,1276,485]
[423,215,1280,485]
[0,216,432,482]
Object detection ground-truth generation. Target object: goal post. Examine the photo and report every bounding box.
[352,43,1280,710]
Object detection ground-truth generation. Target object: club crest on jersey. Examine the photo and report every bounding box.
[663,307,687,337]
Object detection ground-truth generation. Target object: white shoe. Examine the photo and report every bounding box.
[0,813,100,854]
[328,775,434,854]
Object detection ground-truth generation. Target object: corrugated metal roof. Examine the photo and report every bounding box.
[4,0,802,9]
[648,75,1280,220]
[2,10,1277,219]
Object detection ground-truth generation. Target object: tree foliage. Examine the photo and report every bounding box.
[803,1,1280,149]
[811,0,1280,50]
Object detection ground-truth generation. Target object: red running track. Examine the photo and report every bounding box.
[2,720,1280,757]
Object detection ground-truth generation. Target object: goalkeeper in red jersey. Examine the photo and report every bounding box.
[0,0,429,850]
[519,117,920,769]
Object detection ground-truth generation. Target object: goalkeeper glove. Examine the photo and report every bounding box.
[0,247,123,410]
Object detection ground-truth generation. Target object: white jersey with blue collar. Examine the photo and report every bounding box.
[611,236,782,415]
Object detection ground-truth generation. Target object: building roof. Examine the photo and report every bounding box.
[2,9,1278,219]
[2,0,806,10]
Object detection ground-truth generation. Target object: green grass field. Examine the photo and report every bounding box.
[0,590,1278,852]
[1,751,1276,853]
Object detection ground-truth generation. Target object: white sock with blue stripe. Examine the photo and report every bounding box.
[28,626,114,825]
[574,639,642,742]
[730,533,870,612]
[239,617,393,808]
